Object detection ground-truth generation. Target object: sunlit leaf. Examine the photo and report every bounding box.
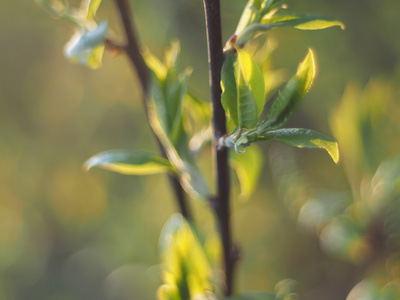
[261,14,345,30]
[260,49,315,130]
[84,150,174,175]
[230,144,263,200]
[256,128,339,163]
[221,52,239,126]
[64,20,108,69]
[237,48,266,118]
[158,214,212,300]
[235,48,266,129]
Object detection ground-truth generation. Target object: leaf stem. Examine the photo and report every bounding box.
[202,0,236,296]
[113,0,191,220]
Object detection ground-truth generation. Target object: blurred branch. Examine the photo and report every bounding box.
[113,0,191,220]
[202,0,236,296]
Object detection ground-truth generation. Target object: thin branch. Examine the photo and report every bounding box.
[202,0,236,296]
[113,0,191,220]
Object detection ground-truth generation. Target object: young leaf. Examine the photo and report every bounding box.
[236,49,266,129]
[260,49,315,130]
[237,70,259,129]
[256,128,339,163]
[230,144,263,200]
[237,48,266,117]
[84,150,174,175]
[261,14,345,30]
[221,52,239,126]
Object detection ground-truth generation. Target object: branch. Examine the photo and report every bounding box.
[113,0,191,220]
[202,0,236,296]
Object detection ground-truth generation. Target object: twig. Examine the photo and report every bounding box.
[202,0,236,296]
[113,0,191,220]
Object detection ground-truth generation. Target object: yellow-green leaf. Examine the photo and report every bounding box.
[260,49,315,130]
[261,14,345,30]
[84,150,174,175]
[237,48,266,117]
[256,128,339,163]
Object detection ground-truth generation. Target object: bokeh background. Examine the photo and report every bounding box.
[1,0,400,299]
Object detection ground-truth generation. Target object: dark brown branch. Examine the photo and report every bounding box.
[113,0,191,220]
[202,0,236,296]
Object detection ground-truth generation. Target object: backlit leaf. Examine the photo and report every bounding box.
[260,49,315,130]
[261,14,345,30]
[84,150,174,175]
[158,214,212,300]
[256,128,339,163]
[237,48,266,117]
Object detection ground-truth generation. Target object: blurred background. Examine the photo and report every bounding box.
[1,0,400,299]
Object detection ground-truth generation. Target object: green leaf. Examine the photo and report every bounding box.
[223,292,275,300]
[230,144,263,200]
[236,49,265,129]
[237,49,266,117]
[221,52,239,126]
[237,70,258,129]
[260,49,315,130]
[84,150,174,175]
[261,14,345,30]
[256,128,339,163]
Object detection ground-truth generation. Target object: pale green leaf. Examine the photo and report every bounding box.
[84,150,174,175]
[230,144,263,200]
[261,14,345,30]
[260,49,315,130]
[221,52,239,126]
[237,48,266,117]
[256,128,339,163]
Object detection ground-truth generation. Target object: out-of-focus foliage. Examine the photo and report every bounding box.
[2,0,400,299]
[157,214,215,300]
[271,79,400,299]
